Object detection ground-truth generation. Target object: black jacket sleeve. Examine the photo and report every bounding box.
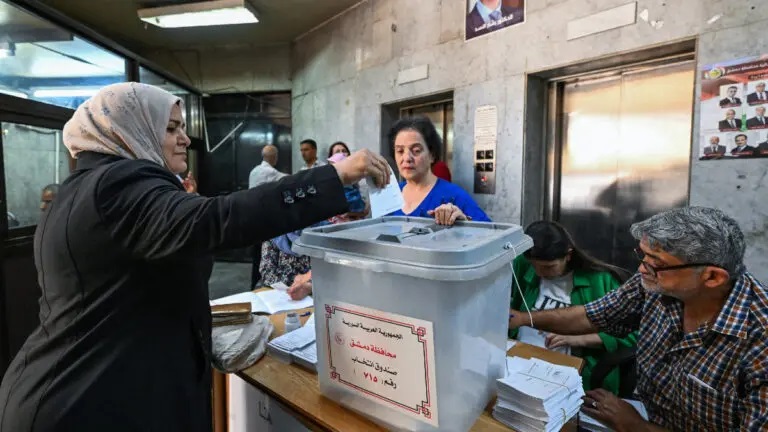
[96,160,348,260]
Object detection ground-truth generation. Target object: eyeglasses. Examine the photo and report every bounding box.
[633,248,722,278]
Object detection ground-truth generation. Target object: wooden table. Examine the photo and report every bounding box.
[232,290,584,431]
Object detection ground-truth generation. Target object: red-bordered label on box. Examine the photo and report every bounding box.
[324,302,438,427]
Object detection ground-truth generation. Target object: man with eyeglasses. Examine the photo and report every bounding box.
[509,207,767,431]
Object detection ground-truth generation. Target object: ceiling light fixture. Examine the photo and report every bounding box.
[32,88,102,98]
[137,0,259,28]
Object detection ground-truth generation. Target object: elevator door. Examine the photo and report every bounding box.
[554,61,694,272]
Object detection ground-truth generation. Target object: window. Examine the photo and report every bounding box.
[139,66,203,138]
[2,123,67,229]
[0,1,126,109]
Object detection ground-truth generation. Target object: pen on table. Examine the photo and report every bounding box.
[300,311,312,317]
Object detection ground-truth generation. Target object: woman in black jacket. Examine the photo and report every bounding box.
[0,82,389,432]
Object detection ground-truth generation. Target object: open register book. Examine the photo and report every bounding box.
[209,284,314,315]
[266,313,317,371]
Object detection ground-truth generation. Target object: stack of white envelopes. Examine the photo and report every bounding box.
[492,357,584,432]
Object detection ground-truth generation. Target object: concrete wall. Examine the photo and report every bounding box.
[142,43,292,94]
[291,0,768,280]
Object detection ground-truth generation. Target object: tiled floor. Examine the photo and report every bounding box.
[208,261,252,300]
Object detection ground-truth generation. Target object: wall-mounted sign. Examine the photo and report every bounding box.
[699,55,768,160]
[325,302,438,427]
[473,105,497,194]
[465,0,525,41]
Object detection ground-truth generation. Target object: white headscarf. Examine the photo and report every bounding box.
[63,82,183,168]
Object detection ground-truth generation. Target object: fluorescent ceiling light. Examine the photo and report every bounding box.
[0,89,28,99]
[138,0,258,28]
[32,88,101,98]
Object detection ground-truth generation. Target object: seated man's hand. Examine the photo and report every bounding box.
[582,389,646,432]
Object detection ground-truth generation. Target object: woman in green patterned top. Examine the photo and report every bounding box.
[510,220,637,394]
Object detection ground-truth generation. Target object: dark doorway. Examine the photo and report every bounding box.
[202,92,292,262]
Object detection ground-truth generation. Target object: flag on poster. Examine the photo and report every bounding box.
[465,0,525,41]
[699,55,768,160]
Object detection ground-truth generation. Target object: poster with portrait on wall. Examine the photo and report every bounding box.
[465,0,525,41]
[699,55,768,160]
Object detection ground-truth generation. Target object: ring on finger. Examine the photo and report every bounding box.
[591,401,598,409]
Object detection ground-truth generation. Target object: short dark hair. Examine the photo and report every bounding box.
[300,139,317,150]
[387,116,442,161]
[328,141,351,158]
[42,184,60,195]
[735,134,747,141]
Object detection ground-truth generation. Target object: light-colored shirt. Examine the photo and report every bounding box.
[299,160,326,171]
[475,0,502,22]
[518,273,574,355]
[534,273,574,310]
[249,161,287,188]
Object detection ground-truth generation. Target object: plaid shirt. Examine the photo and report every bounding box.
[585,272,768,431]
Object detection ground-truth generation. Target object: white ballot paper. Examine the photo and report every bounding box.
[368,167,404,218]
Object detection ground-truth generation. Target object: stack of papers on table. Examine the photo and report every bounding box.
[210,286,313,315]
[266,313,317,371]
[580,399,648,432]
[493,357,584,432]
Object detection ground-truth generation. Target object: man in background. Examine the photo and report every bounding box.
[40,184,59,211]
[248,144,287,287]
[249,145,286,188]
[299,139,325,171]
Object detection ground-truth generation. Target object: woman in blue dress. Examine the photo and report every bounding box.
[387,116,490,224]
